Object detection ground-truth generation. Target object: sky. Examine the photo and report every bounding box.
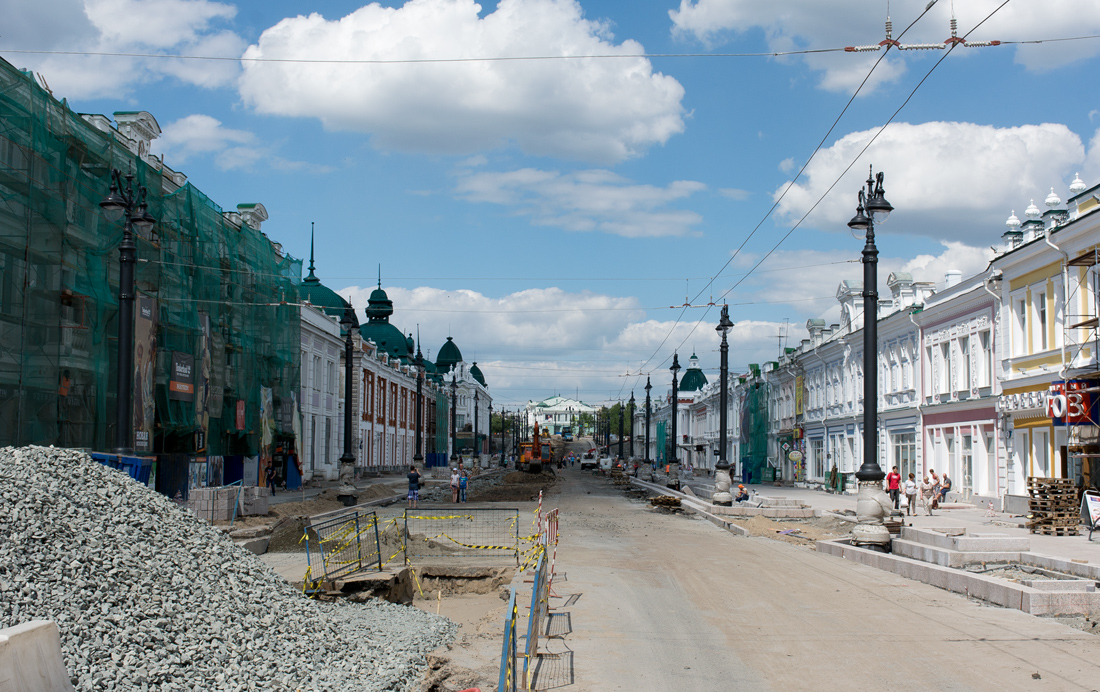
[6,0,1100,408]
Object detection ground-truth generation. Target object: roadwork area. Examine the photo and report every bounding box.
[518,467,1100,691]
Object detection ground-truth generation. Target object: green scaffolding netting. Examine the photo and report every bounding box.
[739,379,769,483]
[0,59,301,456]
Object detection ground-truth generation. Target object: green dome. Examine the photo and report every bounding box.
[436,336,462,373]
[679,353,708,392]
[470,362,486,387]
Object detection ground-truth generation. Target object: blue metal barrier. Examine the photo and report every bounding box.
[91,453,153,485]
[498,586,518,692]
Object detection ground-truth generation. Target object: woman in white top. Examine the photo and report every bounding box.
[903,473,918,516]
[450,468,460,503]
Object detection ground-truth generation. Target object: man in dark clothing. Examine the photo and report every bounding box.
[407,465,422,509]
[265,464,276,495]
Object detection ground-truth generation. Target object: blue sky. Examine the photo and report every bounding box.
[7,0,1100,408]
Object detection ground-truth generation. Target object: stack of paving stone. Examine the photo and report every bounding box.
[1027,476,1080,536]
[0,446,455,692]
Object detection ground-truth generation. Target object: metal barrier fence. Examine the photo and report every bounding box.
[498,587,519,692]
[403,508,521,564]
[523,551,550,689]
[304,509,383,581]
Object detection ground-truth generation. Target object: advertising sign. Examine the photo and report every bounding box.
[1047,380,1096,426]
[1082,492,1100,529]
[133,294,156,453]
[195,313,212,453]
[795,375,804,416]
[168,352,195,401]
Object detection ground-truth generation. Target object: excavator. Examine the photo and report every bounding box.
[518,421,551,473]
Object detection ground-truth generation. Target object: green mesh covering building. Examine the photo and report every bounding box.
[0,57,301,458]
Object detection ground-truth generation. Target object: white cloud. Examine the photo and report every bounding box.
[154,114,331,173]
[1,0,244,99]
[454,167,706,237]
[238,0,685,163]
[772,121,1090,243]
[669,0,1100,92]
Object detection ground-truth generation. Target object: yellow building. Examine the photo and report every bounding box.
[995,176,1100,497]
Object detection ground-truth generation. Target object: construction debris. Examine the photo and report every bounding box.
[649,495,681,509]
[0,446,455,692]
[1027,477,1080,536]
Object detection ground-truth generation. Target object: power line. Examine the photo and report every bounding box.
[3,33,1094,64]
[627,0,941,382]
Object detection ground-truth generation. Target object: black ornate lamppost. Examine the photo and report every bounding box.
[669,353,681,488]
[339,303,356,466]
[474,389,480,463]
[617,400,624,460]
[847,165,894,549]
[644,377,652,468]
[100,168,157,453]
[414,341,424,464]
[628,392,635,460]
[450,372,458,462]
[713,304,735,505]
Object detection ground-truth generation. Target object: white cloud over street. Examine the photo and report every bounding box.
[670,0,1100,92]
[772,121,1092,242]
[4,0,243,99]
[454,166,706,237]
[238,0,686,163]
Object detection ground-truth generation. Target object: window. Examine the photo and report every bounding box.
[939,343,951,395]
[1036,291,1048,350]
[312,355,322,392]
[958,337,970,394]
[961,434,973,495]
[979,330,992,387]
[310,415,317,471]
[327,362,335,394]
[891,432,916,481]
[324,417,332,466]
[811,439,825,478]
[1034,429,1050,477]
[1014,296,1028,355]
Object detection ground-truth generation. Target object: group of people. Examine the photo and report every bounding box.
[886,466,952,516]
[404,463,470,508]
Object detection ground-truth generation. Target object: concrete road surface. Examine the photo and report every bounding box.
[540,467,1100,692]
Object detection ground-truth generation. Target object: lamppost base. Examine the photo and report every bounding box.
[712,465,733,506]
[851,480,893,551]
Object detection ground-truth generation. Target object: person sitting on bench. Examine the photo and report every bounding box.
[938,473,952,503]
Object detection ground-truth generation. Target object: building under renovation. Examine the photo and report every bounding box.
[0,58,301,485]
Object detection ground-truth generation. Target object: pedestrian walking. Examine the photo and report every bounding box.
[450,467,460,503]
[265,463,276,495]
[903,473,918,516]
[920,476,935,516]
[407,465,422,509]
[886,466,902,510]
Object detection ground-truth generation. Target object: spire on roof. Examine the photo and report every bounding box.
[305,221,318,282]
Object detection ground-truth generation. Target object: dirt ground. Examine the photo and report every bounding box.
[467,470,556,502]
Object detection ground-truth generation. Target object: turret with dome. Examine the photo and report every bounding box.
[678,353,708,392]
[358,275,412,362]
[435,336,463,373]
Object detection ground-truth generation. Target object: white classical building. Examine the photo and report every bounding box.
[524,396,598,436]
[299,304,343,481]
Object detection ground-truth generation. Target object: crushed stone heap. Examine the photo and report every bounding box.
[0,446,455,692]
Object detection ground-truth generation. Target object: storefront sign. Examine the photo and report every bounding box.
[1047,380,1094,426]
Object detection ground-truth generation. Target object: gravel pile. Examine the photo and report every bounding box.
[0,446,456,692]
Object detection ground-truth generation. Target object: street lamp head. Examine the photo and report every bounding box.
[99,175,127,222]
[847,188,871,236]
[131,200,156,233]
[340,301,356,331]
[644,376,652,395]
[865,170,892,223]
[670,352,681,376]
[716,303,734,335]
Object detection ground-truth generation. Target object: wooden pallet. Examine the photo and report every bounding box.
[1031,526,1080,536]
